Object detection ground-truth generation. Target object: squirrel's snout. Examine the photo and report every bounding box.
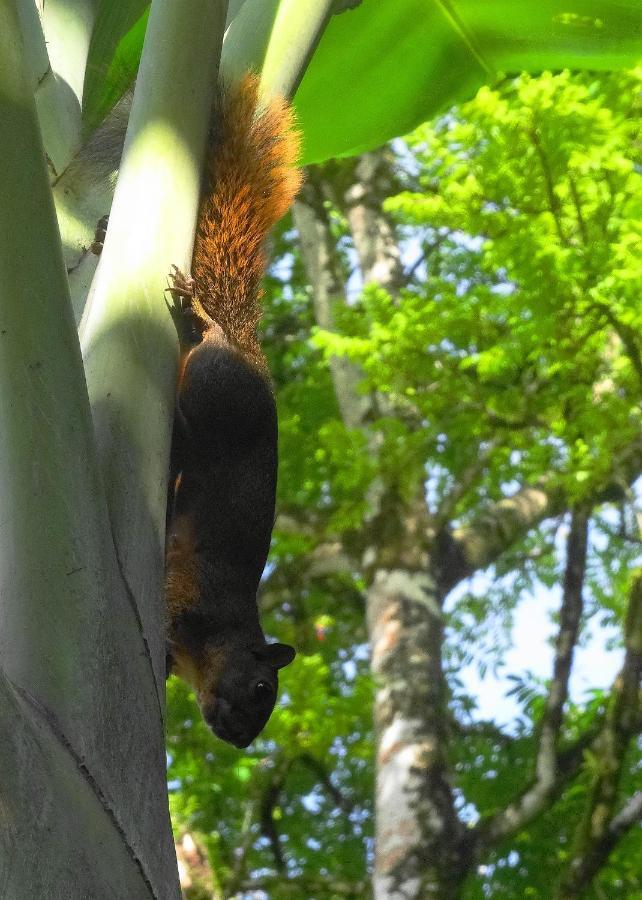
[202,697,253,748]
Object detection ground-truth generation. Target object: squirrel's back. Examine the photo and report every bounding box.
[192,75,301,371]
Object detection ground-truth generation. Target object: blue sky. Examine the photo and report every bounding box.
[458,578,623,728]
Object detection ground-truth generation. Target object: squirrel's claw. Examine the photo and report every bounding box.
[165,265,195,306]
[166,265,202,346]
[90,214,110,256]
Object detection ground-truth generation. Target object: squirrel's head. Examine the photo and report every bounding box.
[195,640,296,748]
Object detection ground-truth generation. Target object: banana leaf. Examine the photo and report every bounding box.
[80,0,642,165]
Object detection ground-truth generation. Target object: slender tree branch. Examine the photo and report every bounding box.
[473,509,589,849]
[538,508,589,777]
[432,440,499,532]
[297,753,355,814]
[590,300,642,387]
[293,172,373,429]
[598,169,617,238]
[437,438,642,595]
[340,149,405,292]
[226,795,260,897]
[435,480,565,595]
[237,875,368,897]
[609,791,642,837]
[450,717,514,749]
[568,173,589,246]
[260,780,286,872]
[225,758,284,898]
[472,716,603,860]
[404,230,450,281]
[528,125,569,246]
[556,572,642,898]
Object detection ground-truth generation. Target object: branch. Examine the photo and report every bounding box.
[450,717,514,749]
[528,125,569,246]
[297,753,355,814]
[472,718,602,860]
[226,794,260,896]
[555,795,642,900]
[556,572,642,898]
[260,779,286,872]
[432,440,499,531]
[404,230,450,281]
[537,508,589,778]
[340,149,405,292]
[590,299,642,387]
[237,875,368,897]
[435,479,565,594]
[568,173,589,246]
[259,531,361,615]
[226,757,287,897]
[473,508,590,850]
[293,173,373,429]
[609,791,642,839]
[437,437,642,594]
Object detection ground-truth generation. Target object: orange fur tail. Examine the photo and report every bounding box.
[192,75,302,369]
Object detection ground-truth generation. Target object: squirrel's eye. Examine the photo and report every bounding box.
[253,680,273,700]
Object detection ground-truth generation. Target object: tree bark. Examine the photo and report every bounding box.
[342,150,404,292]
[293,173,371,429]
[368,561,469,898]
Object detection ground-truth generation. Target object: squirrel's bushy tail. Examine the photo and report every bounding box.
[192,74,301,368]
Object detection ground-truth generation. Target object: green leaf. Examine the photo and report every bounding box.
[294,1,642,163]
[82,0,149,134]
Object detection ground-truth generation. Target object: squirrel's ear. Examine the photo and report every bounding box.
[259,643,296,670]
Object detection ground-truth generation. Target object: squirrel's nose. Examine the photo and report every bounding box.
[202,698,252,747]
[201,696,232,730]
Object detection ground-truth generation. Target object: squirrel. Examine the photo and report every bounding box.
[164,75,299,748]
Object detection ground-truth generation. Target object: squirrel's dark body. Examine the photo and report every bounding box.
[165,76,298,747]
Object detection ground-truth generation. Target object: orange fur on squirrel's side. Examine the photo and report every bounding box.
[191,74,302,372]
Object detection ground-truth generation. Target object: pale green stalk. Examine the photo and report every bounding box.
[260,0,335,99]
[16,0,84,173]
[0,673,156,898]
[59,0,331,325]
[14,0,49,87]
[0,7,186,891]
[53,93,129,317]
[0,0,107,708]
[222,0,334,100]
[37,0,100,172]
[80,0,228,689]
[40,0,99,106]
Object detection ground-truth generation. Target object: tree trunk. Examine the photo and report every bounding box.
[367,562,469,898]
